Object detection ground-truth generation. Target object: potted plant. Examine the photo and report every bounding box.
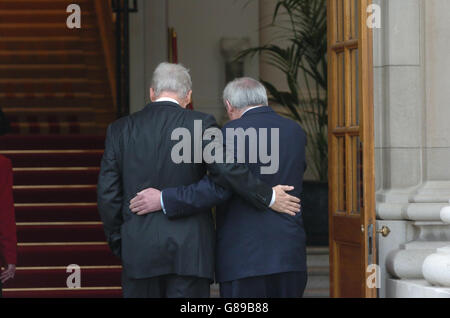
[238,0,328,245]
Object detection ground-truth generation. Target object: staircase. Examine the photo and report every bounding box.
[0,0,115,134]
[304,247,330,298]
[0,135,122,298]
[0,0,119,297]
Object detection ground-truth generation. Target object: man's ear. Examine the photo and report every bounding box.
[225,100,233,113]
[180,90,192,108]
[150,88,156,102]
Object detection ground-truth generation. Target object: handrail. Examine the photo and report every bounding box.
[94,0,117,112]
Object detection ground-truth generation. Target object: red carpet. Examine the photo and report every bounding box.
[0,0,122,297]
[0,0,115,134]
[0,134,123,298]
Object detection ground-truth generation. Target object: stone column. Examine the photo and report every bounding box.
[422,205,450,288]
[374,0,450,297]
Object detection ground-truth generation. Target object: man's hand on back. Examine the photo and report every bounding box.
[271,185,301,216]
[130,185,301,217]
[129,188,162,215]
[0,264,16,283]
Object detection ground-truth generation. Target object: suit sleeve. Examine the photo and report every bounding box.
[203,116,273,210]
[0,156,17,266]
[202,115,273,210]
[161,115,272,218]
[162,175,232,219]
[97,125,123,258]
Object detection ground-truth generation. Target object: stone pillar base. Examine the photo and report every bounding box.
[386,279,450,298]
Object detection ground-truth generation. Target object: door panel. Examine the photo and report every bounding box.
[327,0,376,298]
[337,243,361,297]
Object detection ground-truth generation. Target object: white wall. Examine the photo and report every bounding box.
[259,0,289,91]
[167,0,260,123]
[130,0,260,120]
[129,0,168,114]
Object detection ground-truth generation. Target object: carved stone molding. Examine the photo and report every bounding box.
[421,204,450,287]
[423,246,450,287]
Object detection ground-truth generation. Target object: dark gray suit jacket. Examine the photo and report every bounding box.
[97,101,273,280]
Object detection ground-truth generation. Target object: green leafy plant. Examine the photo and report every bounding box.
[238,0,328,181]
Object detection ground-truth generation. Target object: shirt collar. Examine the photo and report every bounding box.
[155,97,180,105]
[241,105,266,117]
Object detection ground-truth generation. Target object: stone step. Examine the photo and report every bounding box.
[303,288,330,298]
[307,253,329,268]
[307,246,329,255]
[305,246,330,298]
[308,265,329,276]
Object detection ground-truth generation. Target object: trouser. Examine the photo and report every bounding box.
[122,272,211,298]
[220,271,308,298]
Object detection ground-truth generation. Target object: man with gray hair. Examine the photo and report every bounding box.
[98,64,301,298]
[133,77,308,298]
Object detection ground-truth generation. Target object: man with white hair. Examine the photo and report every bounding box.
[97,64,300,298]
[134,77,308,298]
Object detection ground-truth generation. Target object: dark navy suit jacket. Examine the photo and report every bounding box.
[162,106,307,283]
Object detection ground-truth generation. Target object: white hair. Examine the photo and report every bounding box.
[223,77,268,109]
[151,62,192,99]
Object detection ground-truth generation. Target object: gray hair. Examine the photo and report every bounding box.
[223,77,268,109]
[151,62,192,99]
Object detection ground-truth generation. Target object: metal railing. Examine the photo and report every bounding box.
[111,0,138,118]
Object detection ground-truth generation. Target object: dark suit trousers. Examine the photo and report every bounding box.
[220,271,308,298]
[122,272,210,298]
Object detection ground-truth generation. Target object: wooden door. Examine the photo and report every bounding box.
[327,0,376,298]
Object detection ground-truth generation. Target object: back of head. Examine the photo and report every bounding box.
[151,62,192,99]
[223,77,268,109]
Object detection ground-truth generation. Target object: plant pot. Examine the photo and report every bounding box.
[301,181,329,246]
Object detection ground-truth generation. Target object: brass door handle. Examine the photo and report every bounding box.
[376,225,391,237]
